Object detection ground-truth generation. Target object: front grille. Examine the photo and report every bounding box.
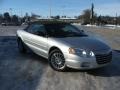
[96,52,112,64]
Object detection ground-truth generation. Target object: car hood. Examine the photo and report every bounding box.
[55,37,110,51]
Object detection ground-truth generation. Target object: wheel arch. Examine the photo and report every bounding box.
[17,30,24,41]
[48,46,67,71]
[48,46,63,55]
[17,36,23,42]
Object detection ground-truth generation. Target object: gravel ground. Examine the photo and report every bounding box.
[0,26,120,90]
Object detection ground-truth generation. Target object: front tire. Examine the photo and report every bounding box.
[49,49,67,71]
[17,38,26,53]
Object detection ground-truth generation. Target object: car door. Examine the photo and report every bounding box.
[23,24,48,58]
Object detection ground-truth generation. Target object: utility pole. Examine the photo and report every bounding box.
[115,13,117,26]
[9,8,12,22]
[50,6,51,19]
[62,5,66,17]
[9,8,12,16]
[90,3,94,25]
[21,10,23,18]
[49,0,52,19]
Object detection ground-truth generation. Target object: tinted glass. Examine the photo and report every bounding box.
[27,24,46,35]
[45,24,87,37]
[27,25,34,33]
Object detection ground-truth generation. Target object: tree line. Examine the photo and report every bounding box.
[77,9,120,25]
[0,10,120,25]
[0,12,32,25]
[0,12,20,25]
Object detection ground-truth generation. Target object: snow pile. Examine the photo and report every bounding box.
[72,23,81,25]
[104,24,120,29]
[85,24,97,27]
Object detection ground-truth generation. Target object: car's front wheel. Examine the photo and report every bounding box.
[49,49,67,71]
[17,38,26,53]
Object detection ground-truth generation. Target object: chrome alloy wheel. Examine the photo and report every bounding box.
[50,52,65,70]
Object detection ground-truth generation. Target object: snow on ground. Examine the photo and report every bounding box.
[87,24,120,30]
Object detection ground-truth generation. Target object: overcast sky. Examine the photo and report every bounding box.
[0,0,120,17]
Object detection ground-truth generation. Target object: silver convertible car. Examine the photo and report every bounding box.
[17,21,112,71]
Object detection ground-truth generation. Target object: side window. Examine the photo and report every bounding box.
[32,24,45,34]
[27,24,46,36]
[26,25,34,33]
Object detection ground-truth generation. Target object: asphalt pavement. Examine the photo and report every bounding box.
[0,26,120,90]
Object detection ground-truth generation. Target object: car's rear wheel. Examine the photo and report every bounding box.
[17,38,26,53]
[49,49,67,71]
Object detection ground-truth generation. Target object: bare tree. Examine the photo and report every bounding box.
[78,9,91,25]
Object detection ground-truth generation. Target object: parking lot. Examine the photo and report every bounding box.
[0,25,120,90]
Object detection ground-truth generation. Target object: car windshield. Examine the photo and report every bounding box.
[45,24,87,37]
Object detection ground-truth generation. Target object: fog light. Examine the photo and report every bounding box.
[81,62,90,67]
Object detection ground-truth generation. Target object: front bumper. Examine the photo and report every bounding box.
[64,51,112,70]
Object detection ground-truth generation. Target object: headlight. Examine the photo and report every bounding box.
[69,48,95,58]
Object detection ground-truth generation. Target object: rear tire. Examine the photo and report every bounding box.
[17,38,26,53]
[49,49,67,71]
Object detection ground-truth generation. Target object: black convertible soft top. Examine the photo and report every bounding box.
[30,20,70,25]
